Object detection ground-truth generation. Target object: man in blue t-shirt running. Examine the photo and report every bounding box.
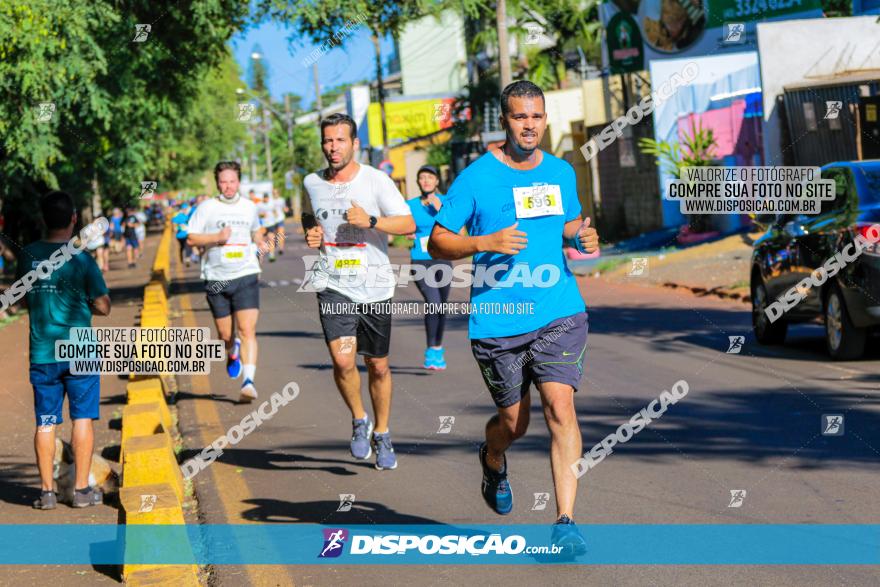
[429,81,599,555]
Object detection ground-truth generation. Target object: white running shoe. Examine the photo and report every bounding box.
[239,379,257,403]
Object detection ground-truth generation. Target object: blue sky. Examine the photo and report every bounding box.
[231,19,394,109]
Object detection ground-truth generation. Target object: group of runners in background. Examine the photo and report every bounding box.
[183,80,596,554]
[21,80,597,555]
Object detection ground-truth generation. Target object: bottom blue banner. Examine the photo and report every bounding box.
[1,524,878,565]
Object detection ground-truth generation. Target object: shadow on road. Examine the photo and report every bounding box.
[258,330,324,339]
[577,385,880,469]
[317,373,880,471]
[298,363,432,377]
[169,277,206,297]
[240,497,444,525]
[448,385,880,469]
[589,303,880,362]
[0,460,39,507]
[181,447,374,476]
[174,390,239,405]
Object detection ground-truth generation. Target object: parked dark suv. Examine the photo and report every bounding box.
[751,161,880,359]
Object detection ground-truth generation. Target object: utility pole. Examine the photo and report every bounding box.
[313,62,323,122]
[284,93,300,219]
[496,0,512,89]
[284,94,294,154]
[249,124,258,183]
[372,33,389,158]
[262,103,273,185]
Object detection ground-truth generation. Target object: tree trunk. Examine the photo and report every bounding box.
[496,0,512,89]
[87,173,100,224]
[372,33,388,158]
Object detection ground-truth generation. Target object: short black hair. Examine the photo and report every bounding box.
[40,191,75,230]
[500,80,545,116]
[321,113,357,140]
[214,160,241,184]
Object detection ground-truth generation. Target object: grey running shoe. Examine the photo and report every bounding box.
[73,486,103,508]
[33,490,57,510]
[350,417,373,460]
[373,431,398,470]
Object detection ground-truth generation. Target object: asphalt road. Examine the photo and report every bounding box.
[173,233,880,587]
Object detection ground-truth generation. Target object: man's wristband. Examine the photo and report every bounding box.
[567,235,585,253]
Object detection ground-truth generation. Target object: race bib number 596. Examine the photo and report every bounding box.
[513,185,563,218]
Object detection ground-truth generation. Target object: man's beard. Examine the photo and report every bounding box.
[507,129,539,154]
[328,152,352,170]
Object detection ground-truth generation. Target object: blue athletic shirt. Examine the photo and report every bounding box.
[406,193,445,261]
[435,151,585,339]
[172,211,189,239]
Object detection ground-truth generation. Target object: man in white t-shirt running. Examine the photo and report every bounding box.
[187,161,265,403]
[260,192,284,262]
[271,189,288,256]
[303,113,415,471]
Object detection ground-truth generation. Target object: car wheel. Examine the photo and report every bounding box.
[752,281,787,345]
[825,285,866,360]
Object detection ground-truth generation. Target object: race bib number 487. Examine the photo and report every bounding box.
[326,246,366,276]
[513,185,563,218]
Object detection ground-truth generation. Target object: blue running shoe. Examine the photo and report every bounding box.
[227,337,242,379]
[432,347,447,370]
[551,514,587,556]
[350,416,373,460]
[479,442,512,515]
[423,348,436,370]
[373,431,398,470]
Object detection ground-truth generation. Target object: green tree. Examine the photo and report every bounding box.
[0,0,248,242]
[638,118,718,179]
[459,0,602,91]
[639,118,718,231]
[321,80,368,108]
[257,0,433,153]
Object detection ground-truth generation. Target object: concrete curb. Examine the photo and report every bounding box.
[119,222,200,585]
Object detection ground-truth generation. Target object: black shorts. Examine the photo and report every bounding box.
[317,289,392,358]
[266,223,280,233]
[470,312,588,408]
[205,273,260,319]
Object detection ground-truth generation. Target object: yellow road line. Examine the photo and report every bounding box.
[174,259,294,587]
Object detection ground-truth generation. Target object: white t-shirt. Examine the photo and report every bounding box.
[134,211,147,242]
[304,164,411,303]
[256,201,273,226]
[272,198,286,225]
[187,195,262,282]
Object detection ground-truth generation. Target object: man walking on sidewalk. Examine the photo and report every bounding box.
[187,161,265,402]
[17,191,111,509]
[302,113,415,470]
[429,81,598,554]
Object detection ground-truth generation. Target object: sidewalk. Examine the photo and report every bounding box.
[0,231,165,586]
[570,231,760,303]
